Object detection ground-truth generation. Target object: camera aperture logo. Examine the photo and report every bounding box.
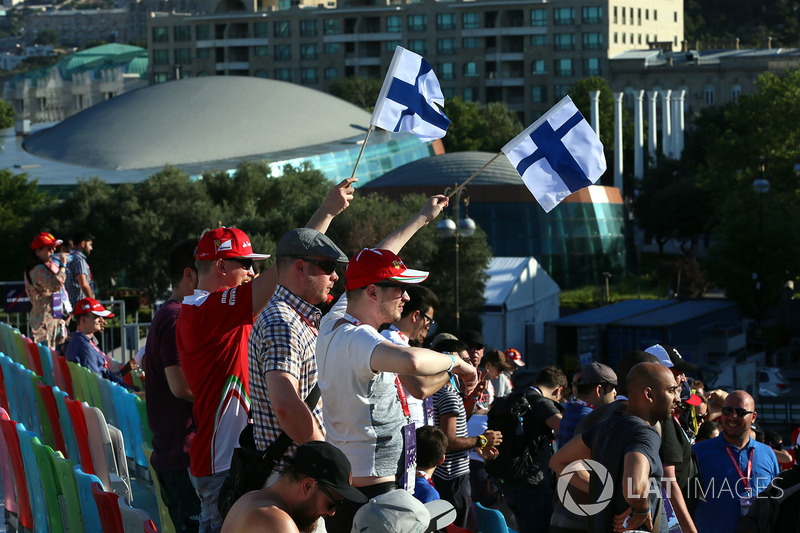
[556,459,614,516]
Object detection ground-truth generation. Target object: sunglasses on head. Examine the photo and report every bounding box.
[316,482,344,512]
[721,406,755,418]
[297,257,337,275]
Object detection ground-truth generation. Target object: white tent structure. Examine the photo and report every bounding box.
[479,257,561,362]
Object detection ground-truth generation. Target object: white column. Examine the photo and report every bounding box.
[614,92,624,194]
[674,89,686,157]
[647,91,658,164]
[661,89,672,158]
[589,90,601,137]
[633,90,644,179]
[670,95,680,158]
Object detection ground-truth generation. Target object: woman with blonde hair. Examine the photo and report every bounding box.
[24,232,68,349]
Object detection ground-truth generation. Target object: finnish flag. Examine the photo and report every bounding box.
[502,96,607,212]
[370,46,450,142]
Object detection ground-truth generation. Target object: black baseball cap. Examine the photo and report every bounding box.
[645,344,698,373]
[460,330,485,350]
[289,441,367,504]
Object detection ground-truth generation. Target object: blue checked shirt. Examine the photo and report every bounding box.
[65,249,92,307]
[248,285,323,471]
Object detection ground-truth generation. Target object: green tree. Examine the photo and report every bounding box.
[35,30,59,46]
[0,170,52,281]
[0,98,15,129]
[328,76,382,111]
[442,97,522,153]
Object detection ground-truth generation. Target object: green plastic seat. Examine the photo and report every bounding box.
[84,369,103,410]
[143,445,176,533]
[135,396,153,448]
[31,374,55,449]
[53,454,86,533]
[66,361,86,402]
[32,440,66,533]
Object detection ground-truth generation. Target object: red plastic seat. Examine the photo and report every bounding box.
[36,382,67,456]
[143,519,159,532]
[0,409,18,516]
[91,481,124,533]
[0,363,11,413]
[24,339,44,377]
[54,355,74,398]
[65,397,95,475]
[0,412,34,531]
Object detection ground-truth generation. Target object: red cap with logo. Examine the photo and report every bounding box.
[344,248,428,291]
[195,227,270,261]
[74,298,115,318]
[30,232,63,250]
[504,348,526,367]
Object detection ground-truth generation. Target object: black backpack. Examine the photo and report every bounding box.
[485,389,552,484]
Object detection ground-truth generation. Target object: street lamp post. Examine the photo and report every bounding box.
[436,184,476,332]
[752,157,769,331]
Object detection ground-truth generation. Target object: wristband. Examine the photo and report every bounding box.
[446,353,456,373]
[632,505,650,515]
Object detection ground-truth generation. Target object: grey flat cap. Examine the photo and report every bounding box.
[276,228,348,262]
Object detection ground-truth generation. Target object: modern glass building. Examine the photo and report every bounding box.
[362,151,627,289]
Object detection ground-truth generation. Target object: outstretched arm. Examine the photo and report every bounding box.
[306,177,357,234]
[377,195,448,254]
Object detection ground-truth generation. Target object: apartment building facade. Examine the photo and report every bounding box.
[147,0,683,124]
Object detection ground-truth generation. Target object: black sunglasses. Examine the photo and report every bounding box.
[297,257,338,275]
[721,406,755,418]
[226,258,254,270]
[317,482,344,512]
[375,281,405,290]
[421,312,435,326]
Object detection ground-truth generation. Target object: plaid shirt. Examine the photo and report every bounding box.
[65,249,92,307]
[248,284,323,470]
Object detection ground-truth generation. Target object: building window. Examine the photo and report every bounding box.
[254,46,269,56]
[175,48,191,65]
[408,15,427,31]
[275,68,292,81]
[437,38,456,55]
[582,6,603,24]
[622,33,626,44]
[674,11,678,22]
[638,8,642,24]
[324,42,340,54]
[154,73,168,83]
[532,59,546,75]
[646,9,649,20]
[300,20,317,37]
[532,85,547,103]
[197,48,211,59]
[463,37,480,48]
[253,22,267,38]
[254,69,269,78]
[386,40,401,51]
[152,27,168,43]
[531,9,547,26]
[554,33,575,50]
[613,6,618,23]
[439,62,455,80]
[554,58,573,76]
[654,9,658,20]
[436,13,456,30]
[464,87,477,101]
[174,26,191,42]
[301,43,318,59]
[324,19,339,35]
[408,39,427,54]
[704,85,715,105]
[301,68,317,84]
[196,24,211,40]
[731,84,741,102]
[325,67,338,80]
[554,85,570,98]
[531,34,547,46]
[464,62,479,77]
[443,87,456,99]
[583,32,603,49]
[275,44,291,61]
[638,34,642,44]
[613,32,618,43]
[274,20,291,37]
[278,0,290,9]
[463,12,479,29]
[387,15,401,32]
[153,49,168,66]
[583,57,601,76]
[553,8,575,25]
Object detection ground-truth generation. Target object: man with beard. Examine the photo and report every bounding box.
[316,196,478,533]
[692,391,780,533]
[551,363,681,533]
[221,441,367,533]
[65,230,95,308]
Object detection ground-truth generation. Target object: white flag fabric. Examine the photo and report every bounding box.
[501,95,607,212]
[370,46,450,142]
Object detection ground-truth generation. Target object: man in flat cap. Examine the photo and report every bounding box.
[249,227,349,473]
[556,361,617,449]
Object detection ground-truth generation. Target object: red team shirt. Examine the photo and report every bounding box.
[177,283,254,477]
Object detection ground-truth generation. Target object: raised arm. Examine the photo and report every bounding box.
[306,177,357,234]
[377,195,448,254]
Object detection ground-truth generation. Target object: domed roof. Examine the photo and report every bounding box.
[23,76,372,170]
[363,151,524,188]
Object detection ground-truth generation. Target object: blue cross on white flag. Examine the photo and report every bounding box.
[501,95,607,212]
[370,46,450,142]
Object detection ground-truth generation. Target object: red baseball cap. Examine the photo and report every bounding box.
[344,248,428,291]
[195,227,270,261]
[504,348,525,367]
[74,298,115,318]
[30,232,63,250]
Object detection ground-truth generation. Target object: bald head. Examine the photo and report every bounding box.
[627,362,680,424]
[724,390,755,411]
[617,350,659,396]
[627,362,674,393]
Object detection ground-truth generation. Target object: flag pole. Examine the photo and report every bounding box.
[446,152,503,199]
[348,125,375,180]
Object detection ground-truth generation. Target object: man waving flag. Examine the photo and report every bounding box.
[502,95,606,212]
[370,46,450,142]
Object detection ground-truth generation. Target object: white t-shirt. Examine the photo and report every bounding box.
[317,295,406,478]
[381,325,427,428]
